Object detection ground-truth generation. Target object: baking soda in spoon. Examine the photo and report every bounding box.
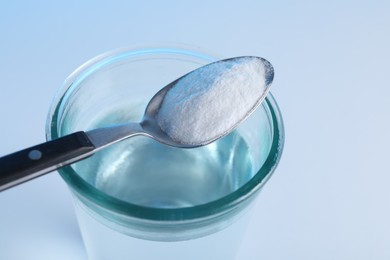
[156,56,274,145]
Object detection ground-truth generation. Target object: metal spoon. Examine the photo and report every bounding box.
[0,56,274,192]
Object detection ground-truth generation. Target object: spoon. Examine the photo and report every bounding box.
[0,56,274,192]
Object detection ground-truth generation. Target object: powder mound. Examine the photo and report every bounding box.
[156,57,273,145]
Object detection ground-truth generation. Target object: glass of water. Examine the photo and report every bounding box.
[46,46,284,260]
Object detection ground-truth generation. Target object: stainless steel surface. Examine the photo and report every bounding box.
[0,57,273,191]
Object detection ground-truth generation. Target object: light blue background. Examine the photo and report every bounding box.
[1,1,389,259]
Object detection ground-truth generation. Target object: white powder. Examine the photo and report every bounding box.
[156,56,273,145]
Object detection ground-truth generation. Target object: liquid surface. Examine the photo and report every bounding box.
[73,131,255,208]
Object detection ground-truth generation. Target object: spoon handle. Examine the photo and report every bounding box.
[0,132,95,192]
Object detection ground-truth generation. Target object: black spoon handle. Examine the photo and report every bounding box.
[0,132,95,192]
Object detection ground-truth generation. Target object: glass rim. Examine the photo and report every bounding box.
[46,47,285,221]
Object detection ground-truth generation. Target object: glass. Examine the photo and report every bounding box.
[46,46,284,260]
